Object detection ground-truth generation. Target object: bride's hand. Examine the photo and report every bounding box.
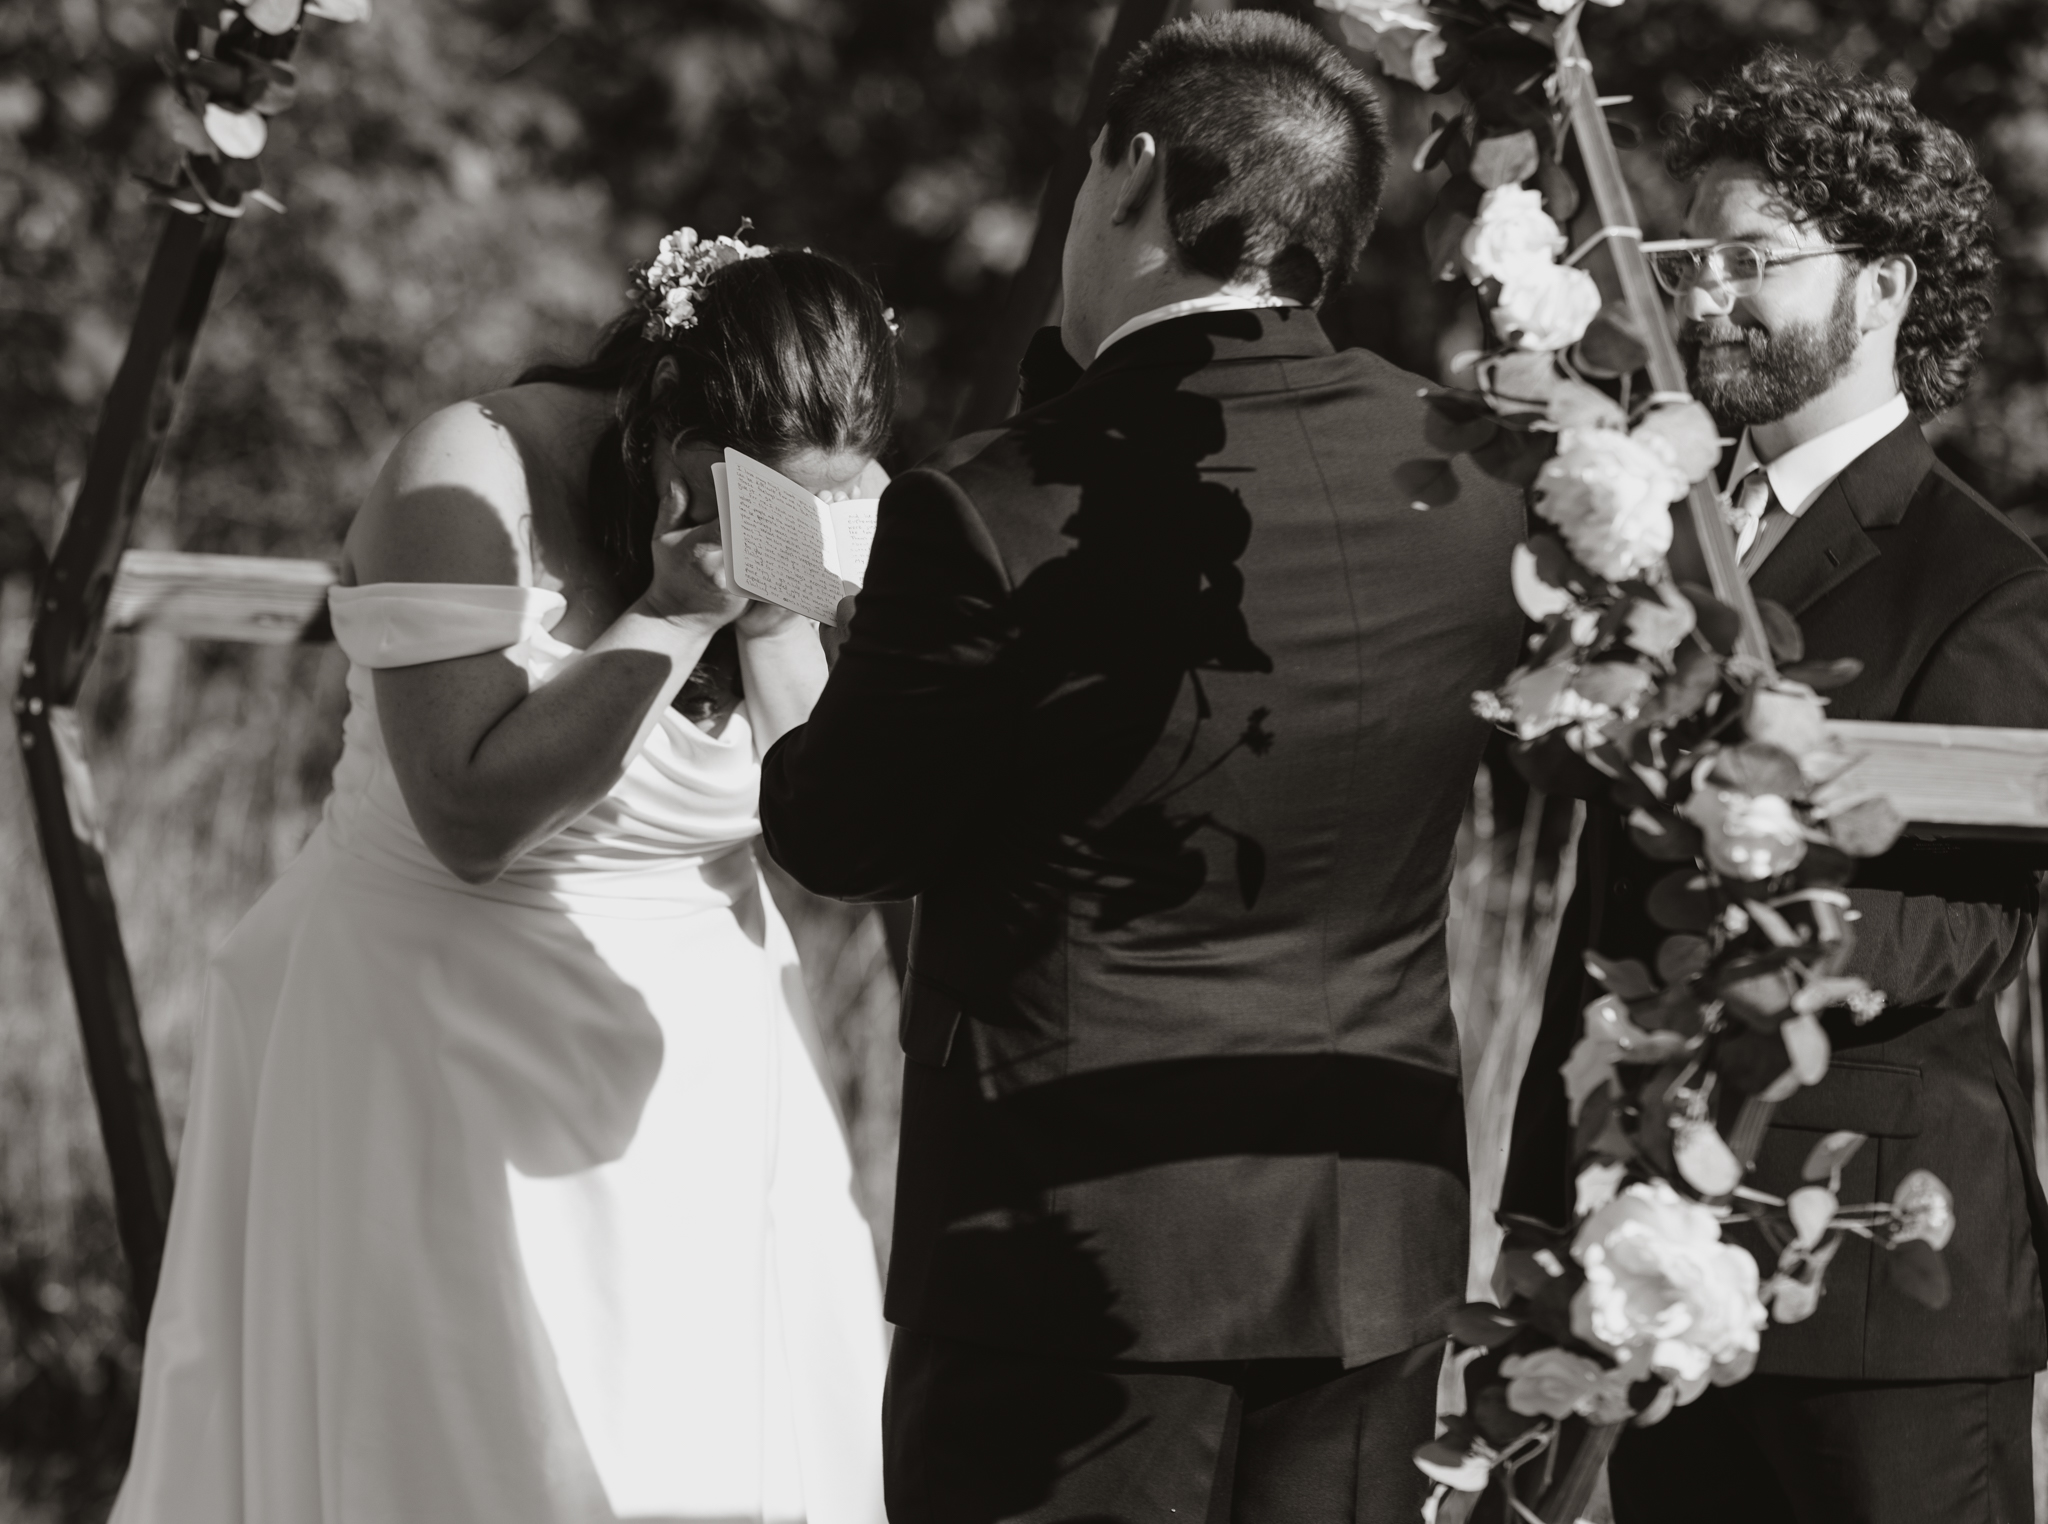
[736,597,810,639]
[642,522,748,627]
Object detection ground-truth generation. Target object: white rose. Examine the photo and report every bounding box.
[1460,184,1566,287]
[1632,400,1721,485]
[1494,262,1604,352]
[1377,25,1448,88]
[1680,787,1808,880]
[1533,427,1687,581]
[1570,1181,1767,1402]
[1576,1160,1628,1216]
[1315,0,1438,33]
[1501,1348,1605,1420]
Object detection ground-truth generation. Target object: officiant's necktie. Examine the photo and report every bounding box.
[1727,466,1793,574]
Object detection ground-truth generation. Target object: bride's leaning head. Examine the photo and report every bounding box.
[520,234,898,594]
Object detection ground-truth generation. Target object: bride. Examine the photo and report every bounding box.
[112,229,895,1524]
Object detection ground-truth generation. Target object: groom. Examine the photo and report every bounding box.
[761,12,1526,1520]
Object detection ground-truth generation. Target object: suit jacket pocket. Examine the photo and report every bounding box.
[1769,1059,1923,1137]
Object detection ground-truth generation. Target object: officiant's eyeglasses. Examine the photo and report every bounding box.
[1642,239,1864,298]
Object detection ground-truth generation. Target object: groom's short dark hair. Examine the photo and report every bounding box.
[1101,11,1386,308]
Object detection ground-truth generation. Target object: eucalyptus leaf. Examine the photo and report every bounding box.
[1653,933,1712,985]
[203,101,267,158]
[1757,598,1805,664]
[1469,128,1539,189]
[1825,795,1906,858]
[241,0,303,34]
[1413,123,1449,176]
[1678,583,1740,655]
[1535,151,1580,222]
[1585,950,1658,1000]
[163,100,218,158]
[1572,299,1648,379]
[1781,657,1864,692]
[1887,1238,1951,1310]
[1787,1184,1838,1249]
[1801,1129,1866,1183]
[1424,204,1475,281]
[1710,741,1805,799]
[1647,870,1716,932]
[1394,456,1464,509]
[1446,1302,1524,1348]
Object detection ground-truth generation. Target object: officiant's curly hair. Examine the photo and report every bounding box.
[1666,51,1995,415]
[1101,11,1387,308]
[516,247,897,598]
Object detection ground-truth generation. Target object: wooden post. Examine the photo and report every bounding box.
[952,0,1184,434]
[12,208,231,1314]
[1552,12,1770,667]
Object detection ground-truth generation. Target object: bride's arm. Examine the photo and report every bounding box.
[735,610,829,755]
[348,403,746,884]
[733,471,887,751]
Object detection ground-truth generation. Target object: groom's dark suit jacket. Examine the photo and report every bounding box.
[1504,416,2048,1382]
[762,309,1526,1367]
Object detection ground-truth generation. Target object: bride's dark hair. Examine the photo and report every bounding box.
[518,246,897,716]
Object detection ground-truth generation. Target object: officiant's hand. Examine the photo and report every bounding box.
[642,521,747,627]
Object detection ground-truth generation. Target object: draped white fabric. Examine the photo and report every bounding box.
[112,581,887,1524]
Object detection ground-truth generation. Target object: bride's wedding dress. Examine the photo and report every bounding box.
[112,582,887,1524]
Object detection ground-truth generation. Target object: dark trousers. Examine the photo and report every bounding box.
[882,1325,1440,1524]
[1608,1371,2035,1524]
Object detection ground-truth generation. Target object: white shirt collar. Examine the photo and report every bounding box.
[1094,289,1303,361]
[1726,391,1912,519]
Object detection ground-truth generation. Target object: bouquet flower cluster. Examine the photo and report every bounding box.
[1319,1,1957,1517]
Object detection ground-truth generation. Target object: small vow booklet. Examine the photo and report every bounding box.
[710,448,879,625]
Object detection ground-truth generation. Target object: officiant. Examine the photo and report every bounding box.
[1504,52,2048,1524]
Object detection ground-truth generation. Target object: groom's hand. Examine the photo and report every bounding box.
[820,592,859,666]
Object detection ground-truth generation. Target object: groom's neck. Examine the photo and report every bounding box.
[1060,247,1271,367]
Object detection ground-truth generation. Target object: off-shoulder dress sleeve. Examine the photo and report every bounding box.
[328,583,569,669]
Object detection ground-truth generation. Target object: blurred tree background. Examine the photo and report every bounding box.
[0,0,2043,1515]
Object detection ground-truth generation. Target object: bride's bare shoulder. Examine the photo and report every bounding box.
[344,390,569,587]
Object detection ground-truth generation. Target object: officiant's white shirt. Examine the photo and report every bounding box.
[1726,390,1911,560]
[1094,289,1303,359]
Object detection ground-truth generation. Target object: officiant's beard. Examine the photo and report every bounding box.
[1679,273,1859,430]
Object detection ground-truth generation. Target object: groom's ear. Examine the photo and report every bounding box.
[1110,131,1160,226]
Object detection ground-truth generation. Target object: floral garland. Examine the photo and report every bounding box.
[144,0,368,219]
[1317,2,1956,1519]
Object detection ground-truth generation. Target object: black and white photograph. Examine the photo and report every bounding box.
[3,0,2048,1519]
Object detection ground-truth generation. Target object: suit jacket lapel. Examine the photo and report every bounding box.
[1750,417,1932,616]
[1749,484,1877,616]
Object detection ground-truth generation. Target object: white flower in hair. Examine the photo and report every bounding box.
[636,221,771,338]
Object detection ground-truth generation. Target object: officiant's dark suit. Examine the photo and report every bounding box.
[1504,54,2048,1523]
[1505,414,2048,1523]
